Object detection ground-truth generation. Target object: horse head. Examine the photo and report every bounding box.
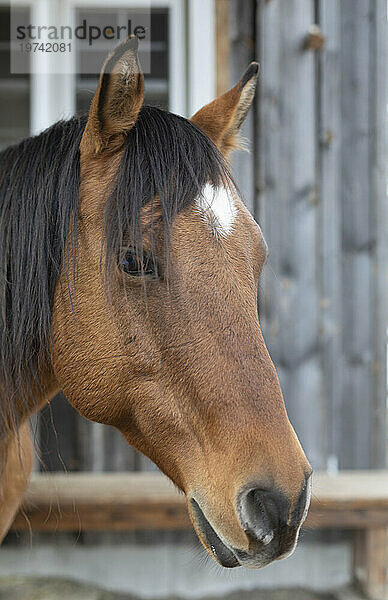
[52,37,311,568]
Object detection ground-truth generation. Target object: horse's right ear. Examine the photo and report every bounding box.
[84,36,144,154]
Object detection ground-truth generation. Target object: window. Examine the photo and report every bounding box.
[0,5,30,148]
[76,7,170,114]
[0,0,215,142]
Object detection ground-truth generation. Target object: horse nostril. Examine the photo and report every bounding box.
[237,487,289,547]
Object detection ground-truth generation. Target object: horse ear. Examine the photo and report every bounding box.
[85,36,144,153]
[191,62,259,156]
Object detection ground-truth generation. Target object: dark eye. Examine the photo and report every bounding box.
[120,250,158,277]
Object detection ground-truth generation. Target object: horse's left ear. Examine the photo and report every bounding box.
[191,62,259,156]
[85,36,144,153]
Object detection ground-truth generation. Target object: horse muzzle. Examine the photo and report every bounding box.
[189,475,312,569]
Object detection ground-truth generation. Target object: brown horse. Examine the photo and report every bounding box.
[0,37,311,569]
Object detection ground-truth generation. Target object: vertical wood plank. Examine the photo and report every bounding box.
[256,0,282,356]
[257,0,325,468]
[317,0,343,472]
[370,0,388,468]
[38,393,80,472]
[215,0,230,96]
[354,528,388,600]
[78,419,138,473]
[228,0,256,213]
[340,0,374,468]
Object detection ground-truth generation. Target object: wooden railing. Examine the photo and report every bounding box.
[11,470,388,600]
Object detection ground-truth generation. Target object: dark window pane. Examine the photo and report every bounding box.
[0,6,30,148]
[76,7,169,114]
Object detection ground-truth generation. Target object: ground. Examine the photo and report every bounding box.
[0,577,367,600]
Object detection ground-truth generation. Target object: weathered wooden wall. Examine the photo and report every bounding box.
[36,0,387,480]
[256,0,387,470]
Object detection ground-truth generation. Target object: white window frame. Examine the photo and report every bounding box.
[2,0,215,133]
[187,0,215,115]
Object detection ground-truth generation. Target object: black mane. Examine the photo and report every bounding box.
[0,115,85,436]
[0,106,231,437]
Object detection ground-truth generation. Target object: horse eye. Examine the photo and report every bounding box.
[120,250,158,277]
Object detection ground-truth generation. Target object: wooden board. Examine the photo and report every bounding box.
[215,0,230,96]
[257,0,325,470]
[11,471,388,533]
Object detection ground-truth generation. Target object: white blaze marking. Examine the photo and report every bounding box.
[196,183,237,237]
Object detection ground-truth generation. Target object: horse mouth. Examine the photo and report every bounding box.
[189,498,240,568]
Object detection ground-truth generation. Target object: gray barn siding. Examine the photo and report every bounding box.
[372,0,388,468]
[257,0,325,469]
[318,0,343,471]
[340,0,374,469]
[257,0,387,470]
